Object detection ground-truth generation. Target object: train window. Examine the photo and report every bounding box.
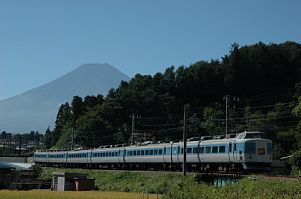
[245,133,262,139]
[205,147,211,153]
[133,151,137,156]
[181,148,184,154]
[141,150,145,155]
[245,142,256,154]
[187,148,192,154]
[267,143,272,154]
[199,147,204,153]
[173,147,177,154]
[159,149,163,155]
[164,148,166,155]
[178,146,180,154]
[257,148,265,155]
[219,146,226,153]
[154,150,158,155]
[145,150,149,155]
[229,143,232,152]
[137,150,140,155]
[234,144,237,151]
[150,150,154,155]
[193,147,198,154]
[212,146,218,153]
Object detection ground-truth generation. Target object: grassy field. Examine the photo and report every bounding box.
[39,167,301,199]
[0,190,161,199]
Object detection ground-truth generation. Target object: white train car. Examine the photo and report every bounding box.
[47,151,67,164]
[33,151,48,164]
[66,150,90,164]
[124,143,165,164]
[91,147,123,164]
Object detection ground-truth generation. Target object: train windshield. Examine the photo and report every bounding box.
[245,133,262,139]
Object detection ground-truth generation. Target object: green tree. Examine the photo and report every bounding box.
[44,127,52,149]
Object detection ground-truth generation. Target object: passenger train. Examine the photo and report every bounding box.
[34,131,273,171]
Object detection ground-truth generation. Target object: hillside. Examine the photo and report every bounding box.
[0,63,130,133]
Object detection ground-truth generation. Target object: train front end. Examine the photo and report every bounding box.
[240,132,273,170]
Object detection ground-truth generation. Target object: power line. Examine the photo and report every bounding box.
[236,102,296,110]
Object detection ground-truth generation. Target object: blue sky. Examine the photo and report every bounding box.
[0,0,300,100]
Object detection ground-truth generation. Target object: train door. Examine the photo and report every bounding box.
[175,145,180,163]
[228,141,238,162]
[122,149,126,164]
[170,143,174,163]
[232,142,238,161]
[197,141,201,163]
[118,150,121,163]
[163,146,167,163]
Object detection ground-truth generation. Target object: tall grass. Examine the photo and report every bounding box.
[40,167,301,199]
[0,190,161,199]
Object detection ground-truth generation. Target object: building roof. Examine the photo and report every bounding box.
[0,162,33,171]
[0,162,16,170]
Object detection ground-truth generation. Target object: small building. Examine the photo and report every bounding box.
[0,161,49,190]
[0,162,15,189]
[52,172,95,191]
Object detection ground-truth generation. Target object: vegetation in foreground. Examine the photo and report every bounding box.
[0,190,160,199]
[40,167,301,199]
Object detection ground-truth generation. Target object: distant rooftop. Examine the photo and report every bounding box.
[0,162,33,171]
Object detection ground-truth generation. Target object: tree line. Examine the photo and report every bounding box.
[44,41,301,161]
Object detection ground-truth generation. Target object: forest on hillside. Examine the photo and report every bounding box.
[44,41,301,160]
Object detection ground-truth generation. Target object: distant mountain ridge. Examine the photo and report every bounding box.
[0,63,130,133]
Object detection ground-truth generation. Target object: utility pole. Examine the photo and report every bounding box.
[183,106,187,176]
[223,95,239,137]
[131,114,135,144]
[224,95,229,137]
[71,128,74,150]
[19,134,22,156]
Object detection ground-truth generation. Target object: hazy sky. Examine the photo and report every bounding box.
[0,0,300,100]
